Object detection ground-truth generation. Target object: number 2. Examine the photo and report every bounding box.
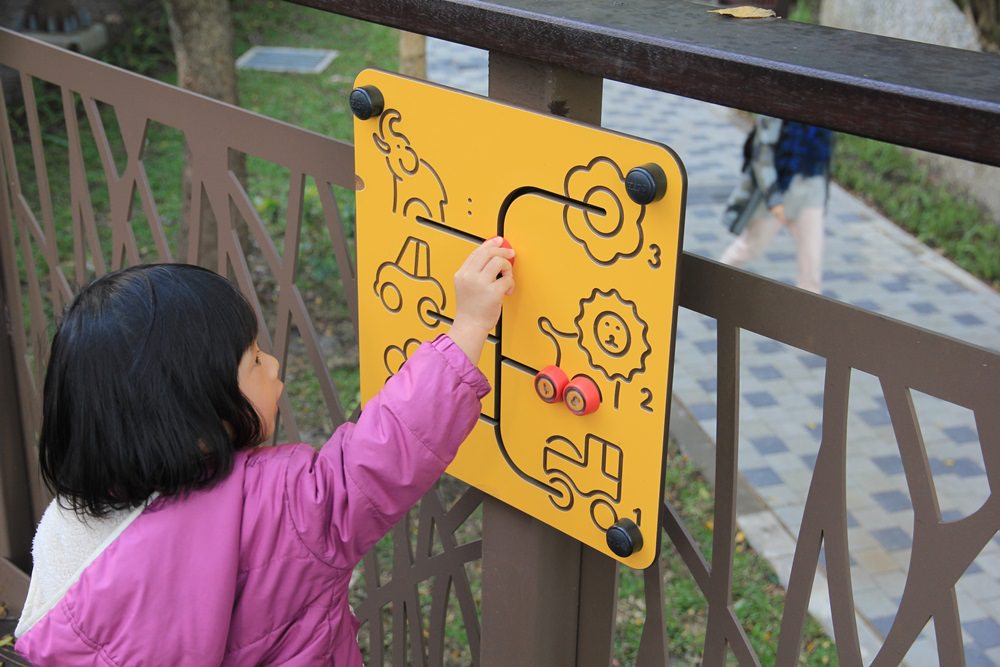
[640,388,653,412]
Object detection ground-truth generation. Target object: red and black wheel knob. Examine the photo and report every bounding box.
[564,375,601,416]
[534,365,569,403]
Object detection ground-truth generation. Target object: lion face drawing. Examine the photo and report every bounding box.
[574,289,651,382]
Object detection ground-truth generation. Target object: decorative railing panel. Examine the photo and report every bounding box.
[3,8,1000,664]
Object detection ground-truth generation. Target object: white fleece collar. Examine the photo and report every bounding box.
[14,496,155,637]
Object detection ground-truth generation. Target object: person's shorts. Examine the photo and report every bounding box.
[750,174,827,222]
[780,174,826,220]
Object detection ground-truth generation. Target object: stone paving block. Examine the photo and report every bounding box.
[736,447,764,470]
[904,638,942,667]
[958,572,1000,604]
[975,551,1000,576]
[943,425,979,445]
[769,394,817,413]
[757,483,804,510]
[872,489,914,513]
[772,503,807,533]
[871,454,905,476]
[768,452,807,473]
[751,435,788,455]
[736,376,768,396]
[853,547,904,576]
[873,570,908,600]
[846,487,877,511]
[851,509,899,535]
[687,402,717,421]
[872,526,913,551]
[849,565,880,593]
[854,588,899,621]
[799,454,818,474]
[868,613,896,638]
[969,647,1000,667]
[965,618,1000,650]
[697,419,718,440]
[889,548,913,570]
[847,528,879,552]
[958,594,990,626]
[743,466,783,488]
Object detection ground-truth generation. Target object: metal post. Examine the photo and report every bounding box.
[480,53,618,667]
[0,254,34,610]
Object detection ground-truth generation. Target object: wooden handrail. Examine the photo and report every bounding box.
[290,0,1000,166]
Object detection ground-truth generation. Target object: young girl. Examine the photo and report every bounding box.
[14,237,515,665]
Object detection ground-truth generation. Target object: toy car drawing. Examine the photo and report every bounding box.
[374,236,447,328]
[543,433,624,531]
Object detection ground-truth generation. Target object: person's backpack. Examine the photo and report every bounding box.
[774,121,832,191]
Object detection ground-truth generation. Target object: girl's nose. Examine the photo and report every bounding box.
[266,352,280,375]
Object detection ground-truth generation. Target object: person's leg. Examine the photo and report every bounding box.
[786,206,824,293]
[719,211,784,267]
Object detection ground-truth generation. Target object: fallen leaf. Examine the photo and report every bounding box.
[709,6,777,19]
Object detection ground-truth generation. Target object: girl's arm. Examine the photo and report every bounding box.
[446,236,515,363]
[283,238,514,567]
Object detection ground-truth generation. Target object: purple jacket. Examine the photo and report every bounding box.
[16,336,489,665]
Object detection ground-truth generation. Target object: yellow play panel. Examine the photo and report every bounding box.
[354,69,686,568]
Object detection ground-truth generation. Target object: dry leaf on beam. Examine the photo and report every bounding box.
[708,7,777,19]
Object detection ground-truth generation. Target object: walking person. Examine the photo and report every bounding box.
[719,115,833,293]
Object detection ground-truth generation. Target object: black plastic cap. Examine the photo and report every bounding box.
[350,86,384,120]
[625,163,667,205]
[606,518,643,557]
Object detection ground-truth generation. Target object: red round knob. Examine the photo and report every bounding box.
[564,375,601,416]
[534,365,569,403]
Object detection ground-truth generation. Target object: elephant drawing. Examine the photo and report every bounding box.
[373,109,448,223]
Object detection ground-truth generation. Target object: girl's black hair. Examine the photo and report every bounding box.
[39,263,264,516]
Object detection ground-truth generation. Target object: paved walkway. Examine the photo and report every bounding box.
[426,38,1000,665]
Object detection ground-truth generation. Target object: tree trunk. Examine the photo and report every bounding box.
[163,0,245,269]
[399,31,426,79]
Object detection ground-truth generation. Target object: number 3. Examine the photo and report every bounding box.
[648,244,662,269]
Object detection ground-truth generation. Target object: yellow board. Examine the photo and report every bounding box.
[354,69,686,568]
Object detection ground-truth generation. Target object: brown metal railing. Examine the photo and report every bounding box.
[3,0,1000,662]
[0,24,359,609]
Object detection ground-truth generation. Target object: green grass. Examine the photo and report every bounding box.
[832,135,1000,287]
[232,0,399,138]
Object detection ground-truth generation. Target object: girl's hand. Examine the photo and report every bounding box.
[448,237,515,363]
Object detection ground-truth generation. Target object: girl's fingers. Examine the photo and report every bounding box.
[482,256,512,280]
[496,272,515,296]
[464,237,514,273]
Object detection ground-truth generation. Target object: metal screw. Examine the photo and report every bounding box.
[350,85,384,120]
[625,163,667,205]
